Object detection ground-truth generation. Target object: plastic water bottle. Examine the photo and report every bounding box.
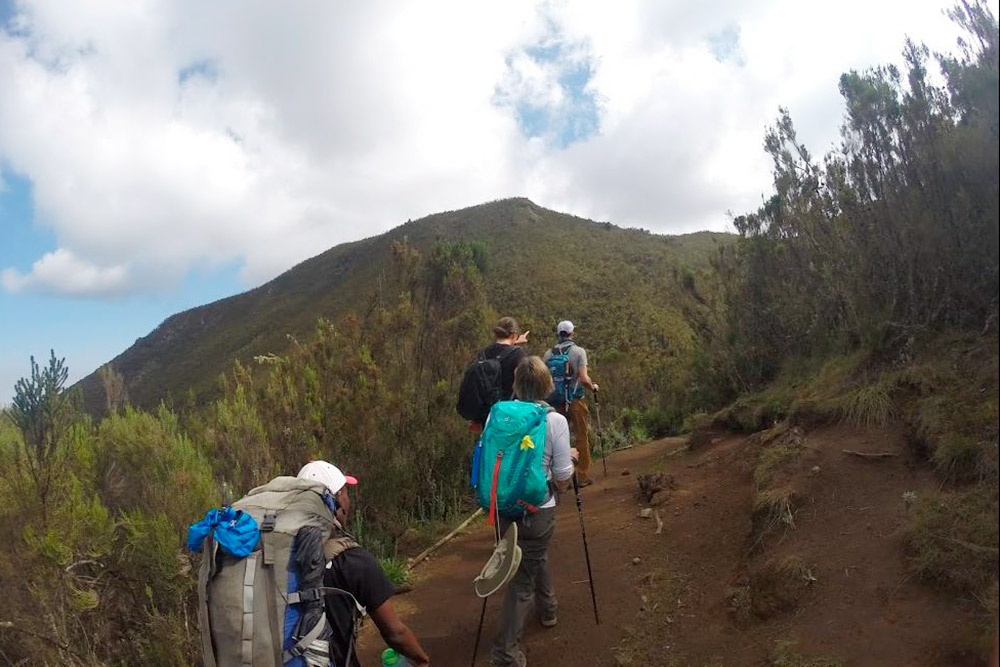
[381,648,410,666]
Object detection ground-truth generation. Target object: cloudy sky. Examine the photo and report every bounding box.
[0,0,993,402]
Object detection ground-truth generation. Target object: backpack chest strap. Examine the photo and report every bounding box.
[281,588,366,662]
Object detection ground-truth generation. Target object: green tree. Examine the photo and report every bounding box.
[8,351,76,524]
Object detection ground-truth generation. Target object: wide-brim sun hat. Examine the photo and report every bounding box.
[474,523,522,598]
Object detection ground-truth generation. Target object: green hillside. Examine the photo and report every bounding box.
[75,198,732,413]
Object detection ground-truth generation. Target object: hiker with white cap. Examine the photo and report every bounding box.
[543,320,599,487]
[298,461,431,667]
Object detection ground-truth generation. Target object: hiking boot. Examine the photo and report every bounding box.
[577,477,594,488]
[539,612,557,628]
[491,648,527,667]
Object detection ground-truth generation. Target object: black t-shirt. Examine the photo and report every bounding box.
[482,343,526,401]
[323,548,396,667]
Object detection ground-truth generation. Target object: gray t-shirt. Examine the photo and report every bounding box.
[541,410,574,508]
[543,340,589,397]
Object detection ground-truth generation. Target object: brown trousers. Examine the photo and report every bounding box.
[558,398,592,482]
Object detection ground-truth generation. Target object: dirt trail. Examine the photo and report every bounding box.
[360,428,982,667]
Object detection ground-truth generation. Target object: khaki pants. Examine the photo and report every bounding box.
[558,398,592,482]
[491,507,557,666]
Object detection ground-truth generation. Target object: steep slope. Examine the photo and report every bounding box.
[75,198,732,412]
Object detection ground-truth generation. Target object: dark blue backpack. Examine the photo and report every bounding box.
[546,340,584,405]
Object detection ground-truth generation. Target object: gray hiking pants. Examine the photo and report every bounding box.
[491,506,557,667]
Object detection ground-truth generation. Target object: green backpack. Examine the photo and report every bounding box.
[476,400,551,522]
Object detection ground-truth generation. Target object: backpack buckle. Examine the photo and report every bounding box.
[296,588,322,603]
[261,511,277,532]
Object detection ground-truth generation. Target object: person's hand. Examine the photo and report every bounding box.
[514,331,530,345]
[591,382,599,393]
[570,447,580,463]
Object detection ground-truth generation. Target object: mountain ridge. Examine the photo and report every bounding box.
[75,197,733,412]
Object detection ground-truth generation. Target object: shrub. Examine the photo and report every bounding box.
[905,487,999,609]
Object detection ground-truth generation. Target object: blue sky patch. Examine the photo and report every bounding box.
[497,33,602,149]
[708,23,746,67]
[0,0,15,31]
[0,167,56,272]
[179,59,219,85]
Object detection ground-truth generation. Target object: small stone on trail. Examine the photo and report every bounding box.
[811,465,821,475]
[632,557,642,565]
[637,508,653,519]
[621,469,631,476]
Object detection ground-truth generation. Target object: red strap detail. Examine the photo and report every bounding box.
[488,451,502,527]
[516,499,539,514]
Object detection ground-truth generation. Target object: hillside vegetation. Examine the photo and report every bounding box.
[1,2,997,665]
[75,200,731,417]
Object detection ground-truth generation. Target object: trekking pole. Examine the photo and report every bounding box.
[572,472,601,625]
[471,597,488,667]
[594,388,608,478]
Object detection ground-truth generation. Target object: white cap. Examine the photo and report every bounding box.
[297,461,358,495]
[556,320,575,334]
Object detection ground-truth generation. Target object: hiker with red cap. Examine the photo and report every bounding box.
[298,461,430,667]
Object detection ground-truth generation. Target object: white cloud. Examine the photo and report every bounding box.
[2,248,130,295]
[1,0,992,296]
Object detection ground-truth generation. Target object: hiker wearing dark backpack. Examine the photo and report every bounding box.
[297,461,431,667]
[478,356,575,667]
[543,320,599,487]
[457,316,530,430]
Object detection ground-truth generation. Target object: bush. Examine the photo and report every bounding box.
[905,487,999,609]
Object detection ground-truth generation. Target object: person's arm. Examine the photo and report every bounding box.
[577,363,598,392]
[370,599,430,667]
[339,550,431,666]
[574,348,598,392]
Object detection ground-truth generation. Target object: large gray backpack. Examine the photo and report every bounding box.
[196,477,363,667]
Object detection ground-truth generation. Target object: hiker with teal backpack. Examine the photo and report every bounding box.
[544,320,599,487]
[188,461,429,667]
[475,356,575,667]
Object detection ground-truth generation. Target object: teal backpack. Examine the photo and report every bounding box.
[476,400,551,523]
[545,340,584,405]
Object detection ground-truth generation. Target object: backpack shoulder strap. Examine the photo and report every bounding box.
[496,344,519,361]
[322,531,361,561]
[553,340,575,355]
